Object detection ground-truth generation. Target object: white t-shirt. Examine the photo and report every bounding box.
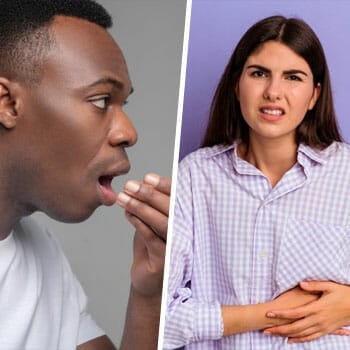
[0,216,104,349]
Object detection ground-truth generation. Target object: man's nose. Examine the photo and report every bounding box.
[108,107,138,147]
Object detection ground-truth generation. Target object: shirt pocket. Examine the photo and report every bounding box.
[274,218,350,294]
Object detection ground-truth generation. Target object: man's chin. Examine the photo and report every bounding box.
[43,204,98,224]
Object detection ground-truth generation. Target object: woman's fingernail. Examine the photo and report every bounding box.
[125,180,140,193]
[266,312,276,317]
[144,173,160,186]
[116,192,131,205]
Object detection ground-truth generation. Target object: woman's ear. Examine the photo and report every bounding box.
[308,82,321,111]
[235,83,240,102]
[0,81,17,129]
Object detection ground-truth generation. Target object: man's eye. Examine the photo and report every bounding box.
[89,95,111,110]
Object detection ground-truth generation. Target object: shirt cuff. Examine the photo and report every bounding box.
[77,311,105,345]
[194,300,223,342]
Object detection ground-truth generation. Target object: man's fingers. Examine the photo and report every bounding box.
[116,173,171,240]
[120,196,167,240]
[125,212,159,241]
[122,180,169,215]
[144,173,171,196]
[130,229,165,297]
[127,213,166,259]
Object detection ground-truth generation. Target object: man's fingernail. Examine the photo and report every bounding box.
[125,180,140,193]
[266,312,276,317]
[144,173,160,186]
[116,192,131,205]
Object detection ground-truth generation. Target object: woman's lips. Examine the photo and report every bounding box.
[259,107,285,121]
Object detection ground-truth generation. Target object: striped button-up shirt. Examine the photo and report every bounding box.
[164,142,350,349]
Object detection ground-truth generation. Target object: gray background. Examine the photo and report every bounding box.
[33,0,186,345]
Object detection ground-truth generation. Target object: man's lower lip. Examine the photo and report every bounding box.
[98,182,117,206]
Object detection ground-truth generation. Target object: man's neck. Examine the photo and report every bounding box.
[0,204,20,240]
[0,174,32,241]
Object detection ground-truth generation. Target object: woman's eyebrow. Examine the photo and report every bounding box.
[246,64,270,73]
[246,65,308,77]
[283,69,308,77]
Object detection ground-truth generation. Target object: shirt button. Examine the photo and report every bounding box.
[259,251,267,259]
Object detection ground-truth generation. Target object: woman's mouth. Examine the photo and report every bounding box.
[260,107,285,121]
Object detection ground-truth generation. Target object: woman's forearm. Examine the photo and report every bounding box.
[222,302,280,336]
[221,286,318,336]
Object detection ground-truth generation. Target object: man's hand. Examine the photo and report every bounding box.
[116,173,171,296]
[116,173,171,350]
[264,281,350,343]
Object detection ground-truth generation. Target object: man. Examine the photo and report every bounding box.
[0,0,171,349]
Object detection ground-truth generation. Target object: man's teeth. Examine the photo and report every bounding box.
[262,108,283,115]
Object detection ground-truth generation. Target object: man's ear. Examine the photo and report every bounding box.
[0,79,18,129]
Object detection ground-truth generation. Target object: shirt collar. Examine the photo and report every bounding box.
[205,142,337,161]
[203,143,236,159]
[297,142,339,168]
[204,141,338,174]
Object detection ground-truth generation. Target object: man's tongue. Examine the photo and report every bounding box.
[99,176,117,205]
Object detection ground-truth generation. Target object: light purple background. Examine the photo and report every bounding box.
[180,0,350,160]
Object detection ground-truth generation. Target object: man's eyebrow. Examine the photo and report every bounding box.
[87,77,134,94]
[246,64,308,76]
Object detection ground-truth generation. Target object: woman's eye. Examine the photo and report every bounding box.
[286,75,302,81]
[89,95,111,110]
[251,70,266,78]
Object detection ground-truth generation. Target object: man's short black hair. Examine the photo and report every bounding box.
[0,0,112,83]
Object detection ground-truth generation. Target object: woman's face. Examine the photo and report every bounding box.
[236,41,320,145]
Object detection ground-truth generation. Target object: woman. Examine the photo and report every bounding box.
[164,16,350,349]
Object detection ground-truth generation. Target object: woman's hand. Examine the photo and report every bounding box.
[264,281,350,343]
[222,285,318,335]
[116,173,171,297]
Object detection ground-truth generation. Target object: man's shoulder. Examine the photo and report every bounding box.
[14,216,63,260]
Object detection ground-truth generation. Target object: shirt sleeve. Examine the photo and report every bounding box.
[163,160,224,349]
[73,273,106,345]
[60,251,105,346]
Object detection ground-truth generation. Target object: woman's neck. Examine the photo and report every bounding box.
[238,135,298,188]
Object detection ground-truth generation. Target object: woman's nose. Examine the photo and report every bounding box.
[263,77,282,102]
